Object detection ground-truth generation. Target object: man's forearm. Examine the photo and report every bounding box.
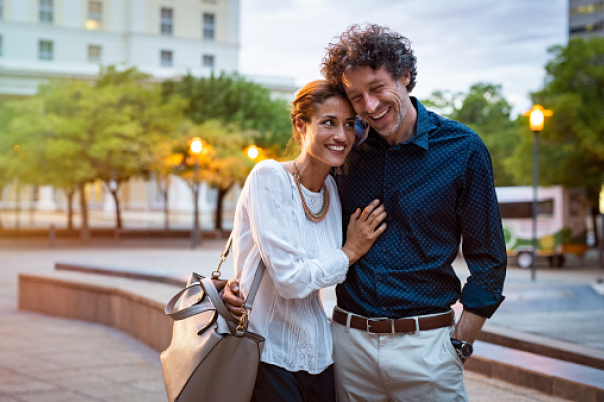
[452,309,486,343]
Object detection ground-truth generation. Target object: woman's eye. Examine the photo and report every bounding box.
[324,120,334,126]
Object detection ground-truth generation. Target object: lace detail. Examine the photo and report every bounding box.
[299,185,325,215]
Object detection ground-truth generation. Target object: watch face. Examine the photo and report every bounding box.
[460,342,473,359]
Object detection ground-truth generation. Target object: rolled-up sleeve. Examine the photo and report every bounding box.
[458,139,507,318]
[245,162,348,299]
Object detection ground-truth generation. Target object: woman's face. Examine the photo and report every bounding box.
[298,96,356,168]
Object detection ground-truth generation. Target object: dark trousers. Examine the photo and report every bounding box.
[251,362,336,402]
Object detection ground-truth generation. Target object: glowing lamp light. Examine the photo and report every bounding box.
[523,105,553,132]
[247,145,259,160]
[190,138,203,155]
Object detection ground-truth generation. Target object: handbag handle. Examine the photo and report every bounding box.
[165,235,266,328]
[165,282,213,321]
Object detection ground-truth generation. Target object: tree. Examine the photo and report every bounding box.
[170,120,256,231]
[89,66,186,229]
[162,72,292,154]
[0,66,186,238]
[507,37,604,241]
[198,121,257,230]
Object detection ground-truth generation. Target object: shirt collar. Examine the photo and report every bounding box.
[363,97,434,151]
[411,97,432,151]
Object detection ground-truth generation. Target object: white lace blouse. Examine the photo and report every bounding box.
[232,159,349,374]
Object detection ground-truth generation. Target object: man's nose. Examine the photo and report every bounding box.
[364,94,379,113]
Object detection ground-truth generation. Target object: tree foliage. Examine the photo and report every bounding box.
[167,120,257,230]
[162,72,292,154]
[0,66,185,235]
[506,37,604,209]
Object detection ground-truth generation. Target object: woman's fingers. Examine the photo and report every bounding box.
[359,199,380,221]
[223,278,245,319]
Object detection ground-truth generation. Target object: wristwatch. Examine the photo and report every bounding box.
[450,338,473,360]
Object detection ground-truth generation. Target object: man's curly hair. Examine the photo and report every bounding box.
[321,24,417,93]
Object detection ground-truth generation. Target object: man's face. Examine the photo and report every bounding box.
[342,66,411,141]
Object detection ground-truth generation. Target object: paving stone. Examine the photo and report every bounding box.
[12,390,100,402]
[3,244,594,401]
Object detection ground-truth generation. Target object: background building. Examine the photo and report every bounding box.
[0,0,297,230]
[0,0,296,101]
[569,0,604,38]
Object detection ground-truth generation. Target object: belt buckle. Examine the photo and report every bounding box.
[366,317,390,334]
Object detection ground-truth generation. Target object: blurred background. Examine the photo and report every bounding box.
[0,0,603,265]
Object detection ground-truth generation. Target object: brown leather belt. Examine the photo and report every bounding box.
[332,308,455,334]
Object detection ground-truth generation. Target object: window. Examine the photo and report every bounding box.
[203,13,215,39]
[39,40,53,60]
[202,54,214,69]
[570,20,604,33]
[88,44,102,62]
[86,1,102,30]
[570,1,604,15]
[499,199,554,219]
[161,7,173,36]
[40,0,54,24]
[161,50,173,67]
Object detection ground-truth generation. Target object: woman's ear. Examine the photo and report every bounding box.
[295,118,306,137]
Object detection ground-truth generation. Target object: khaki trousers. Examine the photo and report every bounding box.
[331,310,468,402]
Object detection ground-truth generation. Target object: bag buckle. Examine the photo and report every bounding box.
[212,255,227,279]
[236,307,251,337]
[366,317,390,334]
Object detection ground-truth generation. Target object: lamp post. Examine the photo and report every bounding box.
[523,105,553,281]
[190,137,203,249]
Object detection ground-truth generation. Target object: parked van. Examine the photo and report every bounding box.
[496,186,588,268]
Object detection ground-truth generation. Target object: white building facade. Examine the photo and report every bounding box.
[0,0,297,229]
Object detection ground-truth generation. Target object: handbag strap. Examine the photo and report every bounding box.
[165,234,266,324]
[243,260,266,310]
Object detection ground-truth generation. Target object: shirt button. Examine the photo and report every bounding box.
[386,183,393,189]
[382,247,388,253]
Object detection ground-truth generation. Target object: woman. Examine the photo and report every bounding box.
[227,80,386,402]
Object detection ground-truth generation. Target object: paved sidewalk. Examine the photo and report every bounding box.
[2,240,598,401]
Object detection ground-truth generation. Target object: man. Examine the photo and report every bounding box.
[226,24,506,401]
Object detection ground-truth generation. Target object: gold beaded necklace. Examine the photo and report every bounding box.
[292,160,330,222]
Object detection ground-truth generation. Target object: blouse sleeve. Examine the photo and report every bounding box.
[245,161,349,299]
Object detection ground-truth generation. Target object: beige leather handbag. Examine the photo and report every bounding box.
[160,236,265,402]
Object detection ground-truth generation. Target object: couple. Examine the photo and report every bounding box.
[225,24,507,402]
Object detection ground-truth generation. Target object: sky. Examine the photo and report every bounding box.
[239,0,568,117]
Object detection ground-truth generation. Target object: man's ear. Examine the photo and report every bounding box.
[401,71,411,86]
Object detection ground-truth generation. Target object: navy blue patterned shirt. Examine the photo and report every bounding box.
[334,97,506,319]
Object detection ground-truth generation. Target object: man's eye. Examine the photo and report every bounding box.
[324,120,334,126]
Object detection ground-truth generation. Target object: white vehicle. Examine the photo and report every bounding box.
[496,186,588,268]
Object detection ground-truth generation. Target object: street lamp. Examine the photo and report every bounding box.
[247,145,260,160]
[523,105,553,281]
[190,137,203,249]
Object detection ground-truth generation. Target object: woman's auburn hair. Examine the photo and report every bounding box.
[289,79,348,145]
